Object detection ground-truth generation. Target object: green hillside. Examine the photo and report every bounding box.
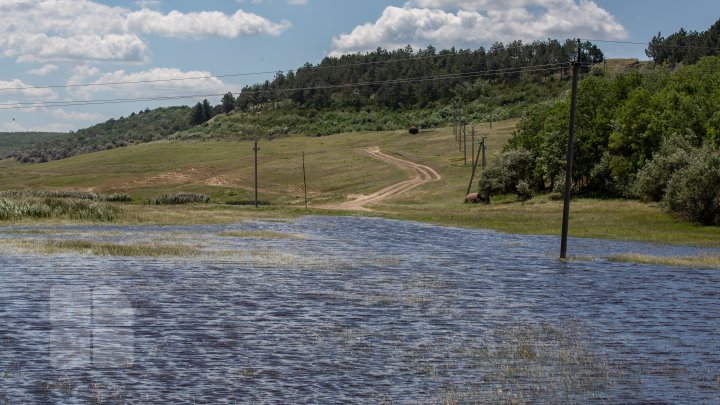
[0,132,68,156]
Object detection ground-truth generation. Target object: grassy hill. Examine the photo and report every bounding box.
[1,118,718,247]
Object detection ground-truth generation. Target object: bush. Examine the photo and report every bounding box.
[154,193,211,205]
[633,134,697,201]
[663,145,720,225]
[478,148,535,201]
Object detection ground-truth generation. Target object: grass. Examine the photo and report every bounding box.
[0,120,718,247]
[19,239,201,257]
[607,253,720,269]
[217,230,305,239]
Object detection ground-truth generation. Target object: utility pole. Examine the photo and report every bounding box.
[466,137,484,196]
[254,141,260,209]
[481,136,487,173]
[560,39,581,259]
[302,152,308,209]
[463,124,467,165]
[471,126,475,167]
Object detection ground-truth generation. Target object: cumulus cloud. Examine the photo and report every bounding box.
[330,0,626,56]
[28,64,58,76]
[67,67,231,101]
[128,9,290,38]
[49,108,106,122]
[0,0,291,63]
[0,79,58,100]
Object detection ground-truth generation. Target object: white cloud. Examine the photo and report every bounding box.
[28,64,58,76]
[330,1,626,56]
[49,108,106,122]
[67,67,231,101]
[0,0,291,63]
[0,79,58,100]
[135,0,161,9]
[128,9,290,38]
[288,0,308,5]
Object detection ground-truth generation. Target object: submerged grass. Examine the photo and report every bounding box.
[607,253,720,269]
[217,230,305,239]
[18,239,200,257]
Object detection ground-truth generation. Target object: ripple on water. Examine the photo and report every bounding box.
[0,216,718,403]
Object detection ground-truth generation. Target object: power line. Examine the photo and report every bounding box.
[581,38,720,52]
[0,63,569,111]
[0,42,579,93]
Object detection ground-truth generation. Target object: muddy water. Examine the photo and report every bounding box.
[0,216,718,403]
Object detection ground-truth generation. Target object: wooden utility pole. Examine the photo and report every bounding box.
[254,141,260,208]
[466,137,484,196]
[481,136,487,173]
[560,40,581,259]
[471,126,475,167]
[463,124,467,165]
[302,152,308,209]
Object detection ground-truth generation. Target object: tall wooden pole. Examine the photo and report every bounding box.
[560,40,581,259]
[471,126,475,167]
[302,152,308,209]
[254,141,259,209]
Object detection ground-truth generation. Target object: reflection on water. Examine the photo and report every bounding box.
[0,216,718,403]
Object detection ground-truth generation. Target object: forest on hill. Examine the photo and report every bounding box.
[5,39,601,162]
[6,106,191,163]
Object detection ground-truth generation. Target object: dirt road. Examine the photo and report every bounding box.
[318,146,441,212]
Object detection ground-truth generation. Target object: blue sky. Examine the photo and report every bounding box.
[1,0,719,132]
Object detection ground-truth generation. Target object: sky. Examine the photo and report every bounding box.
[1,0,719,133]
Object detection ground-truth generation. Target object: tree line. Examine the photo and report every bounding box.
[646,18,720,65]
[479,54,720,225]
[6,106,191,163]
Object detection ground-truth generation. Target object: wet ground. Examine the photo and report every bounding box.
[0,216,718,403]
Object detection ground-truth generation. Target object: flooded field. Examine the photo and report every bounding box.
[0,216,719,403]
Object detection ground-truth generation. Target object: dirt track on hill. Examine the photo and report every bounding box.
[318,146,441,212]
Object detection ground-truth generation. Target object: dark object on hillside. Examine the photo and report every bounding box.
[464,192,479,203]
[409,126,419,135]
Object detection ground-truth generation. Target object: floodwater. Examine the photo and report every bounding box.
[0,216,718,403]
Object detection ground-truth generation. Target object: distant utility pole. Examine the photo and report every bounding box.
[254,141,260,209]
[471,126,476,167]
[481,136,487,173]
[302,152,308,209]
[463,124,467,165]
[466,136,484,196]
[560,39,582,259]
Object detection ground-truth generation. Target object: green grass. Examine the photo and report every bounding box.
[607,254,720,269]
[21,239,201,257]
[1,120,718,247]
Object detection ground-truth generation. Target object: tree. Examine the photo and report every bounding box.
[221,92,235,115]
[190,102,205,125]
[201,99,213,122]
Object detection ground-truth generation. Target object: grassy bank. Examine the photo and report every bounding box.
[0,121,718,248]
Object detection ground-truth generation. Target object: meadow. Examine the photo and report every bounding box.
[0,119,718,251]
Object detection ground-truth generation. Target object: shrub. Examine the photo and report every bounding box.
[478,148,535,201]
[154,193,211,205]
[633,134,697,201]
[663,145,720,225]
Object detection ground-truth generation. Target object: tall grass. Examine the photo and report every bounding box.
[153,192,210,205]
[0,189,131,202]
[0,198,120,222]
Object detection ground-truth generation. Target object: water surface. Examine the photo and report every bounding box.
[0,216,718,403]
